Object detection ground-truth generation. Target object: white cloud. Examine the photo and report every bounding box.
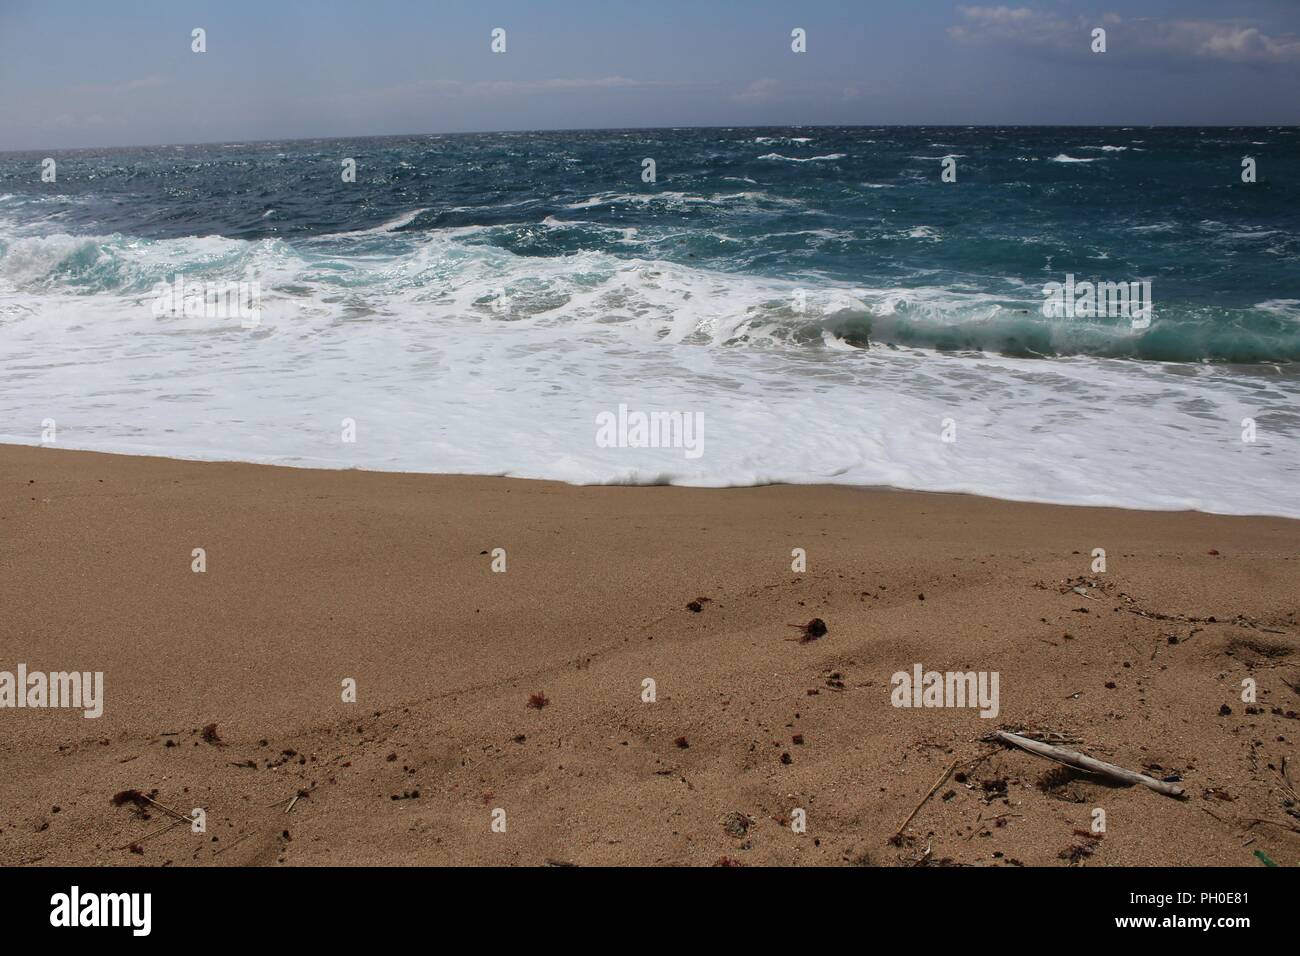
[733,78,782,104]
[949,6,1300,63]
[1152,22,1300,62]
[110,75,168,96]
[414,76,683,97]
[957,6,1035,25]
[947,5,1069,45]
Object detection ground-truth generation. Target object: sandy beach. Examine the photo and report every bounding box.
[1,443,1297,867]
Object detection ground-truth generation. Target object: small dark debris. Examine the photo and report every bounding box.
[1059,841,1097,864]
[788,618,828,642]
[981,777,1008,797]
[722,811,751,837]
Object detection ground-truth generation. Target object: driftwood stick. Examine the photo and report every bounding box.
[994,731,1185,798]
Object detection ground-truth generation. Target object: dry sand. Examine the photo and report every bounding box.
[1,444,1297,867]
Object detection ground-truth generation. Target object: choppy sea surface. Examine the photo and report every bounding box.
[1,127,1298,516]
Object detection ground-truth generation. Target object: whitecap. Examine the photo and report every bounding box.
[758,153,846,162]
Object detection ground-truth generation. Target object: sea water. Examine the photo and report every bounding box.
[1,127,1297,516]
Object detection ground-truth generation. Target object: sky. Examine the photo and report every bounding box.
[1,0,1298,150]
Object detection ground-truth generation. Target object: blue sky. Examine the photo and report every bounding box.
[2,0,1298,149]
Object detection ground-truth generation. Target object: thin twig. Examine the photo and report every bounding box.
[958,747,999,775]
[1244,817,1300,835]
[269,784,317,811]
[894,758,958,839]
[112,818,187,851]
[140,794,193,824]
[212,832,254,856]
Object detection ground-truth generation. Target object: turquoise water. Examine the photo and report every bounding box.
[1,128,1298,515]
[3,126,1299,360]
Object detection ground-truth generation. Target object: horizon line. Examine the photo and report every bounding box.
[3,122,1295,156]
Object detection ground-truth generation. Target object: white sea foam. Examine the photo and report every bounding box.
[1050,154,1102,163]
[320,208,429,237]
[563,190,800,212]
[758,153,846,162]
[1,227,1297,518]
[564,191,715,209]
[1255,299,1300,320]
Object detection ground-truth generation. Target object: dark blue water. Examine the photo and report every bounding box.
[2,126,1298,362]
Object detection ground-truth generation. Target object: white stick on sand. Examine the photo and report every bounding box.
[994,730,1186,798]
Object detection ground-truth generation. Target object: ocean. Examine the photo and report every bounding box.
[1,127,1298,516]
